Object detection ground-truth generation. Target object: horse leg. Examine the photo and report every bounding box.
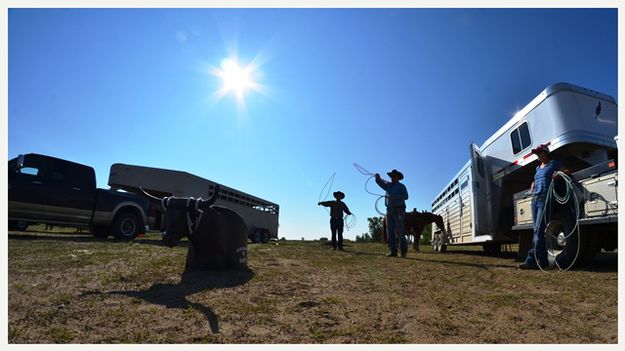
[414,224,425,252]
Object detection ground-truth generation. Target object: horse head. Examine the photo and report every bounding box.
[139,186,221,247]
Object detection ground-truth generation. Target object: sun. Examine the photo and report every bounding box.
[219,58,252,94]
[206,54,267,113]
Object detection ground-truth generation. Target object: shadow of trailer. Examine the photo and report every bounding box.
[429,82,617,267]
[107,163,280,244]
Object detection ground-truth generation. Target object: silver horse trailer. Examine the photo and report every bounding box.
[108,163,280,243]
[430,83,617,266]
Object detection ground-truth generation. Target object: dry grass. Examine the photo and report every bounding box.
[8,228,617,344]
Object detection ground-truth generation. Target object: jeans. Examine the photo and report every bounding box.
[330,217,344,249]
[386,207,407,254]
[524,198,548,268]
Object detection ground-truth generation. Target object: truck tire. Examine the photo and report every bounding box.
[261,230,270,243]
[9,221,29,231]
[112,212,141,241]
[544,210,584,268]
[91,225,110,239]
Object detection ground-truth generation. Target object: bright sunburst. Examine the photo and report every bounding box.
[219,58,252,94]
[208,56,265,112]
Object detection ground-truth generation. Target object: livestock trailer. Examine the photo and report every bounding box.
[108,164,280,243]
[430,83,617,266]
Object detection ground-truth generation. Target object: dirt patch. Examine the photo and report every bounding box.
[8,231,618,343]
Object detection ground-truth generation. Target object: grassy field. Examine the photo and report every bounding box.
[8,226,618,344]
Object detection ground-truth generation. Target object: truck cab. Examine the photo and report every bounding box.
[8,153,151,240]
[9,153,96,226]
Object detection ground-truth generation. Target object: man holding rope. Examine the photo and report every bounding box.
[375,169,409,258]
[517,144,568,270]
[318,191,352,251]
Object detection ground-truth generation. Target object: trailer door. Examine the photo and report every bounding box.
[470,144,491,236]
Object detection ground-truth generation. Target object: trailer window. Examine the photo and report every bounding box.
[511,122,532,154]
[460,177,469,190]
[511,129,522,154]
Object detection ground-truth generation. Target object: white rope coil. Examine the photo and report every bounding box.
[353,162,386,216]
[535,171,581,272]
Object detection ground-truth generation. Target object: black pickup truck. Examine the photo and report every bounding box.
[8,153,152,240]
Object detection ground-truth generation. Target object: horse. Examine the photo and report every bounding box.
[382,208,445,252]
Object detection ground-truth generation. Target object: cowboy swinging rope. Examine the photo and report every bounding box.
[317,172,357,231]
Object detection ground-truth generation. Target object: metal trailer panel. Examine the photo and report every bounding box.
[480,87,615,181]
[514,195,533,226]
[109,163,276,207]
[459,189,472,241]
[443,190,476,245]
[480,83,617,156]
[444,197,462,243]
[108,163,280,239]
[433,167,474,244]
[582,172,618,217]
[432,161,470,211]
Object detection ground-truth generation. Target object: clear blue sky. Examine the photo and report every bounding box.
[8,8,618,240]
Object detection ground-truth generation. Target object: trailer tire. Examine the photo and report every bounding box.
[517,231,533,259]
[599,230,617,252]
[251,229,262,243]
[578,228,600,265]
[261,230,270,244]
[112,212,141,241]
[91,225,110,238]
[482,242,501,255]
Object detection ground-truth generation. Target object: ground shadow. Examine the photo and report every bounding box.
[342,247,511,269]
[83,268,255,334]
[443,249,520,260]
[345,246,616,272]
[8,232,189,248]
[9,232,99,243]
[573,252,618,273]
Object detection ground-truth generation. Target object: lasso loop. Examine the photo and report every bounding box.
[353,162,373,176]
[353,162,386,216]
[318,172,336,215]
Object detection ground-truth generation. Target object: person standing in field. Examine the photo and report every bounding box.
[517,144,568,270]
[375,169,409,257]
[318,191,352,251]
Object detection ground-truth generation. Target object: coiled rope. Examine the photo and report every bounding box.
[353,162,386,216]
[344,213,357,231]
[535,171,581,272]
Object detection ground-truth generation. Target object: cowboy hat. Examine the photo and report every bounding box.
[387,169,404,180]
[333,191,345,200]
[531,144,550,155]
